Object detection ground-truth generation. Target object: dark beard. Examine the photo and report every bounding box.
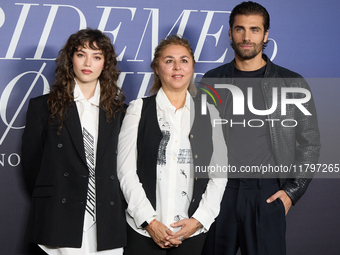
[231,39,264,60]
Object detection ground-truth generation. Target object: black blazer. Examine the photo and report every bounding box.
[21,94,127,251]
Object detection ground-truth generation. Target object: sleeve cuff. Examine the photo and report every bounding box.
[192,208,214,232]
[132,205,156,229]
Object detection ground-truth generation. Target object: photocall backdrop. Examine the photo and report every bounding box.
[0,0,339,254]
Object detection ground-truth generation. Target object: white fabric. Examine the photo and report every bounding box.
[82,100,96,230]
[76,80,100,231]
[39,224,123,255]
[117,88,228,238]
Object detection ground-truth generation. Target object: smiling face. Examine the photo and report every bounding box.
[155,44,194,94]
[229,14,268,60]
[72,43,105,88]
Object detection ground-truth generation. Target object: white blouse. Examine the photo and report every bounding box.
[117,88,228,238]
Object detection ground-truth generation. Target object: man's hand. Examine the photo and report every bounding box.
[266,190,292,215]
[167,218,203,242]
[146,220,182,248]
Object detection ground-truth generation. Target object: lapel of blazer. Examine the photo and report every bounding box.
[96,108,112,164]
[64,102,87,165]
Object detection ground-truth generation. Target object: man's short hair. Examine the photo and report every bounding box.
[229,1,270,31]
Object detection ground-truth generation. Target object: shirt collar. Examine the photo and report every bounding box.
[156,87,191,112]
[73,79,100,106]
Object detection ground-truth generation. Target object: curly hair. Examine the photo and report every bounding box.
[149,34,196,96]
[47,28,125,133]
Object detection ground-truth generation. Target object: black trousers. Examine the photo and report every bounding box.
[202,179,286,255]
[124,224,207,255]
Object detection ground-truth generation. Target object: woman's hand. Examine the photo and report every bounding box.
[166,218,203,242]
[146,220,182,248]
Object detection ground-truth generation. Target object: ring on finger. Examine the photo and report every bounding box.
[179,236,183,241]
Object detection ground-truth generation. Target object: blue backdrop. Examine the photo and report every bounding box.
[0,0,339,254]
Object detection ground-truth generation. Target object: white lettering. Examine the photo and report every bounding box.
[214,84,244,114]
[0,63,49,145]
[281,87,311,115]
[265,118,280,127]
[0,153,21,167]
[166,9,198,36]
[27,4,87,60]
[248,119,264,127]
[8,153,20,167]
[136,72,153,98]
[201,94,207,115]
[281,119,298,127]
[128,8,159,62]
[0,154,4,167]
[268,38,277,61]
[117,71,134,89]
[213,118,228,127]
[248,87,278,115]
[195,10,229,63]
[97,6,137,61]
[230,119,246,127]
[212,118,297,128]
[0,7,5,28]
[0,3,38,60]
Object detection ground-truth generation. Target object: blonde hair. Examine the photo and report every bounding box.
[149,34,196,96]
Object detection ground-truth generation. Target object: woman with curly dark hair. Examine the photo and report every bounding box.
[22,28,126,254]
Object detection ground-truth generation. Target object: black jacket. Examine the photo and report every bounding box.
[21,95,127,250]
[201,54,321,204]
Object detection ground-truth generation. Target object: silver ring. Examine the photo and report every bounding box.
[179,236,183,241]
[166,228,169,232]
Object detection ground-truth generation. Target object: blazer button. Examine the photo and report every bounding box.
[64,172,69,177]
[61,198,67,203]
[195,155,198,158]
[110,201,114,206]
[192,199,195,203]
[110,175,115,180]
[190,134,194,138]
[57,143,63,148]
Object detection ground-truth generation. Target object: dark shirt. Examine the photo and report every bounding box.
[228,65,276,178]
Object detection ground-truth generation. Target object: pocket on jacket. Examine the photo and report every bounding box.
[32,186,54,197]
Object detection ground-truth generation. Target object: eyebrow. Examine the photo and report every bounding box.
[250,26,261,30]
[234,25,262,31]
[75,49,103,55]
[163,55,190,59]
